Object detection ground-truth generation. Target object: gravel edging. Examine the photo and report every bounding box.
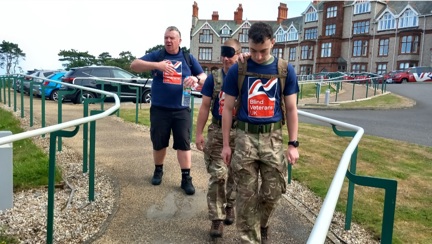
[1,104,380,243]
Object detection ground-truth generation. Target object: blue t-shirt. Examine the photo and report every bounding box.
[140,50,204,109]
[201,69,226,120]
[222,57,299,124]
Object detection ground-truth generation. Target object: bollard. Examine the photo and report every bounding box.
[324,89,330,106]
[0,131,13,211]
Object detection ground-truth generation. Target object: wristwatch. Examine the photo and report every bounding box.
[194,76,201,85]
[288,140,299,148]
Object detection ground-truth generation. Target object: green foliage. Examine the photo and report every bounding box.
[0,226,19,244]
[0,40,26,74]
[0,108,62,191]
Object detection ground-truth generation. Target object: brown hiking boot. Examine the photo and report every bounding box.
[261,226,269,244]
[210,220,223,238]
[224,206,235,225]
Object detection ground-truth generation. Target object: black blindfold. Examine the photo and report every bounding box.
[221,46,236,58]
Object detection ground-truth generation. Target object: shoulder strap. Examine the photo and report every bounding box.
[183,52,192,69]
[210,69,223,112]
[277,58,289,125]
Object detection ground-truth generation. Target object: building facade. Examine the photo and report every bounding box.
[189,0,432,76]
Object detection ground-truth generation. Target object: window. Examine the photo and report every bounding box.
[305,7,317,22]
[325,24,336,36]
[398,61,417,70]
[273,48,283,59]
[399,9,418,28]
[287,28,298,41]
[353,21,369,34]
[221,27,230,35]
[304,28,317,40]
[376,63,387,75]
[300,65,313,75]
[239,28,249,43]
[327,6,337,18]
[353,40,368,57]
[276,29,285,42]
[241,47,249,53]
[379,39,389,56]
[354,1,371,14]
[321,43,332,57]
[221,37,229,44]
[91,69,110,77]
[301,45,313,60]
[198,47,212,61]
[199,29,213,43]
[401,35,419,54]
[352,63,366,73]
[289,47,296,61]
[378,12,396,30]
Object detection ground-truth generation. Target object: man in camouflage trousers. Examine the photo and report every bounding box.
[195,39,242,238]
[221,22,300,243]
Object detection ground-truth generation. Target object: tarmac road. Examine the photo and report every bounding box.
[299,83,432,147]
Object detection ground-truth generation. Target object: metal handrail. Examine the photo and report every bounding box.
[297,110,365,243]
[0,74,121,146]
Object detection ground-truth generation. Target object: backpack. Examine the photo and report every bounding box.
[236,57,289,125]
[209,69,223,113]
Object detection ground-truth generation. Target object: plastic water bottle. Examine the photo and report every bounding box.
[182,77,192,107]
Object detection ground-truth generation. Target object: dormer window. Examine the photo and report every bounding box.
[378,12,396,31]
[354,1,371,14]
[398,9,418,28]
[305,7,317,22]
[276,28,285,42]
[221,26,230,35]
[287,27,298,41]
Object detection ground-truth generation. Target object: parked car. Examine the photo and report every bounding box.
[38,71,67,101]
[22,70,60,95]
[392,66,432,83]
[59,66,152,104]
[384,70,403,83]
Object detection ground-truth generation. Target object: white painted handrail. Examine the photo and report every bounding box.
[0,74,121,146]
[297,110,365,243]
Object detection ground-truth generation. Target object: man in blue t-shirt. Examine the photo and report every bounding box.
[195,39,241,238]
[221,22,300,243]
[130,26,207,195]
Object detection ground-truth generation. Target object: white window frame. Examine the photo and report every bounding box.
[321,43,332,57]
[398,9,418,28]
[378,12,396,31]
[305,7,317,22]
[354,1,371,14]
[327,6,337,18]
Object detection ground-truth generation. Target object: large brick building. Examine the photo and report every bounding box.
[189,1,432,76]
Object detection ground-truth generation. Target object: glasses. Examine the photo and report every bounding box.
[221,46,239,58]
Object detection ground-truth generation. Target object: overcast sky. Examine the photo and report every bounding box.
[1,0,311,74]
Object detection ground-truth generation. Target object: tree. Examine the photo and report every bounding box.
[0,40,26,75]
[58,49,96,70]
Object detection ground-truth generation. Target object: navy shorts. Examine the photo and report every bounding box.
[150,106,191,151]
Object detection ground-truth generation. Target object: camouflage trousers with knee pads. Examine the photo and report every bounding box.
[203,123,237,221]
[230,128,288,243]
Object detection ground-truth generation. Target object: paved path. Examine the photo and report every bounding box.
[2,83,382,243]
[2,95,329,243]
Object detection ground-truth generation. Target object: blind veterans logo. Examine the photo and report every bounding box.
[247,77,278,118]
[218,91,236,116]
[163,60,182,85]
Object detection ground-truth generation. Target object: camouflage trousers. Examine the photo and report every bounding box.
[230,127,287,243]
[203,123,237,221]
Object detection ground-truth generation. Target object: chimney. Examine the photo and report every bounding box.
[277,3,288,24]
[312,0,320,4]
[212,11,219,20]
[234,4,243,24]
[192,1,198,18]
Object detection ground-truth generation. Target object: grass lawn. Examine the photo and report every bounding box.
[118,98,432,244]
